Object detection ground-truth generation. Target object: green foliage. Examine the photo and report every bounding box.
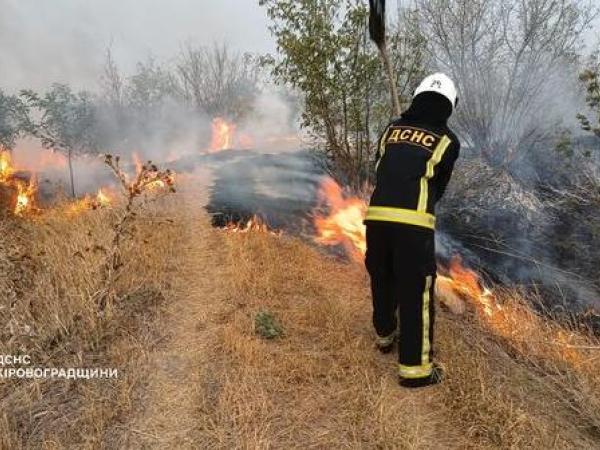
[255,310,283,339]
[21,84,100,196]
[20,84,99,156]
[577,49,600,140]
[127,58,179,115]
[0,90,28,150]
[259,0,426,188]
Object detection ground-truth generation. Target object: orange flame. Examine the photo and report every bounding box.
[311,177,587,368]
[0,150,37,215]
[95,188,112,207]
[132,152,143,175]
[14,179,37,216]
[313,177,367,263]
[438,256,586,367]
[210,118,236,152]
[220,215,280,235]
[0,151,14,182]
[67,187,115,215]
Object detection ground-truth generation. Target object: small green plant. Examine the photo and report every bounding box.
[254,310,283,339]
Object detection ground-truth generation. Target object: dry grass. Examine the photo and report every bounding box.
[1,184,599,449]
[0,194,185,448]
[197,228,600,449]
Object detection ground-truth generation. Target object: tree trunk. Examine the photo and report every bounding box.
[68,148,75,198]
[379,41,402,117]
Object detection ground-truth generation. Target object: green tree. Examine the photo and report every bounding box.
[0,90,28,151]
[577,48,600,139]
[259,0,426,189]
[21,84,100,197]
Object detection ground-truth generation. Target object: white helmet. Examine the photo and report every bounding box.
[414,73,458,109]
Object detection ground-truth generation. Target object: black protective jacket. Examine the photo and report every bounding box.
[365,92,460,230]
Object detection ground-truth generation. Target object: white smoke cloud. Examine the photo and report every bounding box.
[0,0,274,92]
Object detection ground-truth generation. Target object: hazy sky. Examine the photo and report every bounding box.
[0,0,275,91]
[0,0,598,93]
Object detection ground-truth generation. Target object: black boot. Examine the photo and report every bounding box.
[399,363,444,388]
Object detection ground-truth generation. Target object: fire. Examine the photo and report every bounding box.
[132,152,143,175]
[311,177,588,368]
[14,180,37,216]
[438,256,500,318]
[220,215,280,235]
[0,151,14,181]
[130,153,176,191]
[210,117,236,152]
[438,256,586,367]
[67,187,114,215]
[0,149,37,215]
[313,177,367,263]
[95,188,112,207]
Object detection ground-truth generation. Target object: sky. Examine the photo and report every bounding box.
[0,0,598,93]
[0,0,275,92]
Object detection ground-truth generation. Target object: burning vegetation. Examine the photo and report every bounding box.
[0,149,37,216]
[313,177,367,262]
[311,176,598,371]
[210,117,236,152]
[0,146,177,220]
[1,0,599,445]
[219,214,281,235]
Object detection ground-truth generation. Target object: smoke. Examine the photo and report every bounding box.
[3,0,599,316]
[1,0,292,191]
[0,0,274,92]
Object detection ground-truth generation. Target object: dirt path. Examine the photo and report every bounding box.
[113,173,231,448]
[110,173,458,449]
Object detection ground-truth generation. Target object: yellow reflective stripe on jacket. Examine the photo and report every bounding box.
[375,127,391,171]
[421,275,433,365]
[365,206,435,229]
[417,135,452,212]
[398,363,433,379]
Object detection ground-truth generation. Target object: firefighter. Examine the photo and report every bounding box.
[364,73,460,388]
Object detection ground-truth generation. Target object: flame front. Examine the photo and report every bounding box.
[438,256,586,367]
[0,150,37,215]
[67,187,115,215]
[0,151,14,182]
[220,215,279,235]
[311,177,587,368]
[96,188,111,207]
[15,180,36,215]
[313,177,367,263]
[210,118,235,152]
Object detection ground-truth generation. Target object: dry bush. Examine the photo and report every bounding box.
[201,229,600,449]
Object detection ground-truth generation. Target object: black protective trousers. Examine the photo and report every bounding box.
[365,223,437,379]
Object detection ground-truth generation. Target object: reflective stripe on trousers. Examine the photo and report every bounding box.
[398,275,434,379]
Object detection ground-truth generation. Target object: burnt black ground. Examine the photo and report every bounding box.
[199,149,599,328]
[201,150,324,235]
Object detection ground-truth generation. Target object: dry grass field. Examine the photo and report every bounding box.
[0,176,599,449]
